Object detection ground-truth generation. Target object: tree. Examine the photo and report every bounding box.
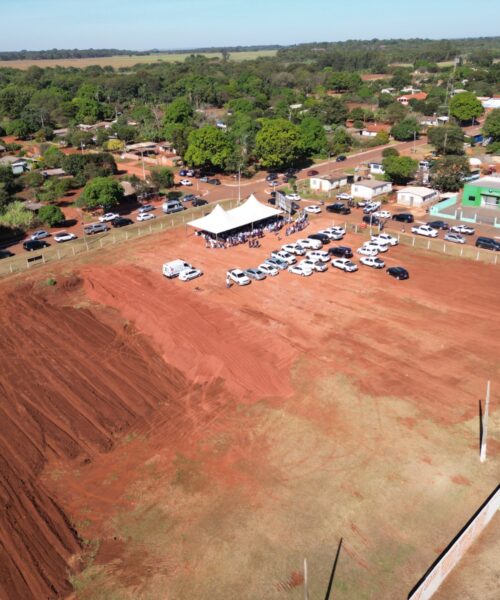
[382,155,418,184]
[483,108,500,141]
[449,92,484,123]
[254,118,302,168]
[0,201,35,230]
[391,68,412,90]
[163,97,194,127]
[430,155,470,192]
[310,96,348,126]
[382,147,399,158]
[184,125,235,170]
[77,177,124,210]
[149,167,174,190]
[299,116,328,155]
[105,139,125,152]
[427,125,465,155]
[38,204,65,226]
[384,102,407,124]
[373,130,390,145]
[36,178,71,203]
[390,118,420,141]
[329,127,352,155]
[0,165,17,196]
[21,170,44,189]
[43,146,65,168]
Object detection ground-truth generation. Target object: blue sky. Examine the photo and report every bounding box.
[2,0,499,51]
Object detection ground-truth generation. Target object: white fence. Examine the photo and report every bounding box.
[408,485,500,600]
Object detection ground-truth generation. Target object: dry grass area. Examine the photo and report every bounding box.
[0,50,277,70]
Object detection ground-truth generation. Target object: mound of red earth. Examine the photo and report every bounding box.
[0,278,187,599]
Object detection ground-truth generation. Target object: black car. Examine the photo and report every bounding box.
[326,202,351,215]
[192,198,208,207]
[207,178,221,185]
[23,239,49,252]
[387,267,409,280]
[392,213,414,223]
[329,246,353,258]
[283,168,298,178]
[112,217,133,228]
[266,173,278,182]
[476,236,500,251]
[362,215,380,226]
[308,233,330,245]
[336,155,347,162]
[428,220,449,230]
[267,197,276,206]
[0,249,14,259]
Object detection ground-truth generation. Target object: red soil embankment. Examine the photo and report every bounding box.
[0,278,187,599]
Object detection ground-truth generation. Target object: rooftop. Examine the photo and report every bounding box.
[470,177,500,191]
[398,186,437,196]
[355,179,391,189]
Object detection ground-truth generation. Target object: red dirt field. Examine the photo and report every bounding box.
[0,214,499,599]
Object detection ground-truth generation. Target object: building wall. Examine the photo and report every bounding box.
[397,191,438,207]
[462,183,500,209]
[310,177,347,192]
[351,183,392,200]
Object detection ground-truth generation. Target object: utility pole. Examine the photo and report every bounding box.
[480,381,491,463]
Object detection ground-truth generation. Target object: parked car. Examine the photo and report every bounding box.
[336,155,347,162]
[428,220,449,230]
[112,217,133,228]
[363,201,381,214]
[336,193,352,202]
[199,176,210,183]
[179,169,189,177]
[362,215,380,226]
[281,243,306,256]
[258,263,279,276]
[318,228,344,241]
[266,173,278,182]
[99,212,120,223]
[371,233,398,246]
[296,238,322,250]
[23,239,49,251]
[372,210,391,220]
[326,202,351,215]
[163,200,185,214]
[285,193,301,202]
[329,246,353,258]
[228,269,251,285]
[288,263,313,277]
[162,259,192,278]
[475,236,500,251]
[180,179,193,186]
[411,224,438,238]
[84,223,108,235]
[307,169,319,176]
[31,230,50,241]
[192,198,208,207]
[357,246,378,257]
[444,232,465,244]
[304,205,321,214]
[360,256,385,269]
[264,257,288,270]
[270,250,296,265]
[306,250,330,263]
[138,204,155,213]
[207,178,221,185]
[183,194,197,202]
[308,233,330,245]
[451,224,475,235]
[392,213,414,223]
[331,258,358,272]
[179,268,203,282]
[364,240,388,253]
[387,266,409,280]
[245,268,267,281]
[300,259,328,272]
[54,231,77,243]
[137,213,156,222]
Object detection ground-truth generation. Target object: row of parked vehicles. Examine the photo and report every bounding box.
[226,226,409,283]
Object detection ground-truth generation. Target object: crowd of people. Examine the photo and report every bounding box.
[200,216,288,249]
[285,213,309,236]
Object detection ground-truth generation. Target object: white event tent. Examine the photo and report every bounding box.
[187,194,282,235]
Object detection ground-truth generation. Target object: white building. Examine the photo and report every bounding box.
[310,173,348,193]
[369,162,385,175]
[397,186,439,207]
[351,179,392,200]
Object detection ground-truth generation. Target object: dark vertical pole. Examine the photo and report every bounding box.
[324,538,343,600]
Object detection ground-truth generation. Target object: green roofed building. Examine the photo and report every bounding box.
[462,177,500,211]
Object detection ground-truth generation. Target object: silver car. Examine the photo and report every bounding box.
[444,232,465,244]
[245,268,267,281]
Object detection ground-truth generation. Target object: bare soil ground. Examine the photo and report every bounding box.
[0,214,499,599]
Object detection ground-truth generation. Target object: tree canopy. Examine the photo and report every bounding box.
[449,92,484,123]
[430,155,470,192]
[254,119,303,168]
[77,177,124,210]
[382,155,418,184]
[427,125,465,155]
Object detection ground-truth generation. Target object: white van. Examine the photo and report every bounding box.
[162,200,185,214]
[162,259,192,278]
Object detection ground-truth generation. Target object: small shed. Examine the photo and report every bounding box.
[310,173,348,193]
[397,186,439,207]
[351,179,392,200]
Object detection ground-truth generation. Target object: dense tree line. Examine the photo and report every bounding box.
[0,49,155,61]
